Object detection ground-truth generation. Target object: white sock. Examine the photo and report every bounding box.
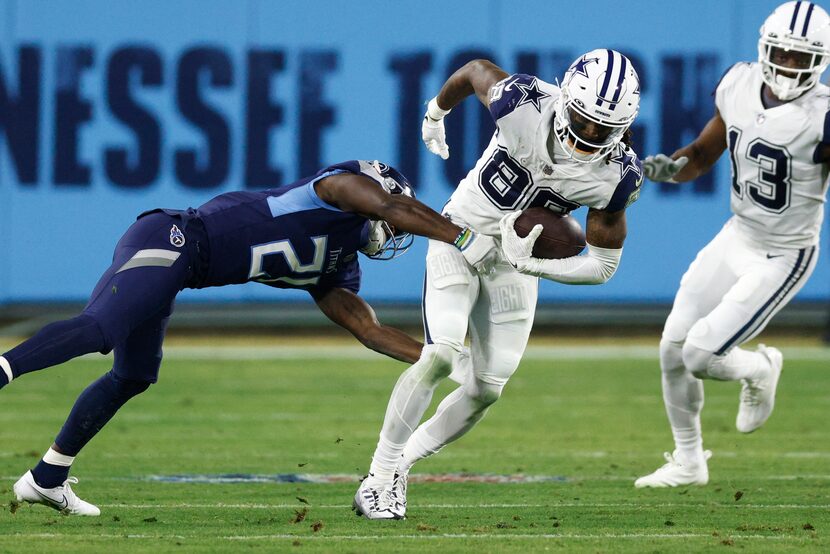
[400,385,490,472]
[710,346,771,381]
[368,346,452,483]
[661,340,704,464]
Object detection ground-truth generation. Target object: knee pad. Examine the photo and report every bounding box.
[107,370,152,401]
[463,377,505,407]
[682,342,716,379]
[659,338,685,374]
[414,343,457,384]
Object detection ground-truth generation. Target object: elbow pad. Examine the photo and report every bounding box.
[521,244,623,285]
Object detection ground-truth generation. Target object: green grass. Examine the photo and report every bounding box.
[0,342,828,552]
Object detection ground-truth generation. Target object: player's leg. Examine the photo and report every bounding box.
[0,212,191,389]
[637,228,738,487]
[356,240,478,519]
[14,307,173,516]
[398,264,536,473]
[682,244,817,433]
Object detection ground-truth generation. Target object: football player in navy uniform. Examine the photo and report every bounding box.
[355,51,644,519]
[636,1,830,487]
[0,160,499,515]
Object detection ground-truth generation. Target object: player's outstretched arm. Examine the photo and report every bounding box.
[422,59,509,159]
[645,110,727,183]
[316,173,499,273]
[499,209,625,285]
[314,287,422,363]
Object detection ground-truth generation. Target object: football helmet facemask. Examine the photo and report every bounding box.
[359,161,415,260]
[758,1,830,101]
[553,49,640,163]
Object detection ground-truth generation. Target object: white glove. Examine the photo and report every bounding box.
[422,97,451,160]
[455,228,499,275]
[498,211,543,272]
[642,154,688,183]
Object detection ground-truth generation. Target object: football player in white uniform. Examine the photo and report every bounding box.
[354,49,644,519]
[636,1,830,488]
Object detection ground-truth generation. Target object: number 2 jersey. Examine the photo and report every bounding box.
[716,62,830,250]
[182,160,390,296]
[442,73,644,237]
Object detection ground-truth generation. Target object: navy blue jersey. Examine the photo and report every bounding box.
[193,160,387,297]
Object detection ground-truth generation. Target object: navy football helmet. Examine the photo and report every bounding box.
[360,161,415,260]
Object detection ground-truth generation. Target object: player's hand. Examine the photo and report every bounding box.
[422,115,449,159]
[456,229,499,275]
[448,346,472,385]
[499,211,543,272]
[642,154,688,183]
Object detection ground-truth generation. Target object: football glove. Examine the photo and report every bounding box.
[422,98,451,160]
[455,228,499,275]
[642,154,688,183]
[498,211,543,272]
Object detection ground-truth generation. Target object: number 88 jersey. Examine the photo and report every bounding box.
[717,62,830,249]
[442,74,644,238]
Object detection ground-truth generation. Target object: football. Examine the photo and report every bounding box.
[514,207,586,259]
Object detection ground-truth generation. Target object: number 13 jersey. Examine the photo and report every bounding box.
[717,62,830,250]
[442,73,644,237]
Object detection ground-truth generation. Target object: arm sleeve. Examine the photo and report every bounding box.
[521,244,623,285]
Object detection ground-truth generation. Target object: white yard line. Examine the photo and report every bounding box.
[90,502,830,509]
[0,532,802,541]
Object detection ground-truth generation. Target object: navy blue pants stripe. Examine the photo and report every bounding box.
[715,246,814,355]
[421,273,433,345]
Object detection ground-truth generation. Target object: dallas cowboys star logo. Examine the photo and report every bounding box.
[515,79,549,113]
[609,147,642,182]
[570,55,600,78]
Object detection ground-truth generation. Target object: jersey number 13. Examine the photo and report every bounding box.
[727,126,792,213]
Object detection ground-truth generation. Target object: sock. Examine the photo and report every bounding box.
[368,345,453,483]
[2,315,107,382]
[53,370,150,456]
[709,346,772,381]
[400,384,492,472]
[32,448,75,489]
[661,340,705,465]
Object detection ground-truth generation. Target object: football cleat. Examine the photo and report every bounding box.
[13,470,100,516]
[634,450,712,488]
[736,344,783,433]
[352,475,402,520]
[390,470,408,519]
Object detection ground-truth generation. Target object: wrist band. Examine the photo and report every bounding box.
[427,97,451,121]
[453,227,474,250]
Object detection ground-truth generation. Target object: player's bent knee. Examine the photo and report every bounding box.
[659,338,685,374]
[417,343,458,383]
[108,370,152,400]
[464,377,506,407]
[682,342,715,379]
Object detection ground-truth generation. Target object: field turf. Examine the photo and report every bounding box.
[0,339,828,552]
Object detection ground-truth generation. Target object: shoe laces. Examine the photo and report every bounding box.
[660,450,711,470]
[60,477,80,506]
[741,379,765,406]
[392,471,408,502]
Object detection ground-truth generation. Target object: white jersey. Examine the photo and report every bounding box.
[716,62,830,249]
[442,74,644,237]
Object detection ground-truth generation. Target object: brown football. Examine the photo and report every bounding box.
[513,207,586,259]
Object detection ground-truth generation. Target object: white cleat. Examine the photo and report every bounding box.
[390,470,408,519]
[736,345,783,434]
[352,476,402,520]
[13,470,100,516]
[634,450,712,488]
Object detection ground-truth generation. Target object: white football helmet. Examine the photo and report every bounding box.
[553,49,640,163]
[758,1,830,101]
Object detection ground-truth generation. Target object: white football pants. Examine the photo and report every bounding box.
[369,239,537,480]
[659,219,817,459]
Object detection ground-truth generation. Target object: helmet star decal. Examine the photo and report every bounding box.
[570,55,600,79]
[515,78,550,113]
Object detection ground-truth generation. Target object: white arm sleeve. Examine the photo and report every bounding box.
[520,244,623,285]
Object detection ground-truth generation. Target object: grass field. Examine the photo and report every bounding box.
[0,338,828,552]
